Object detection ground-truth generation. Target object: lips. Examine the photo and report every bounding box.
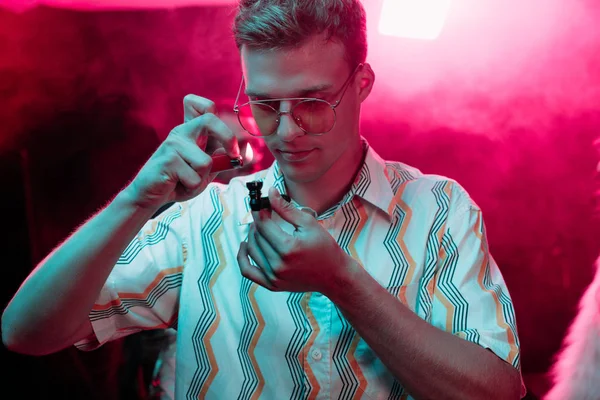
[277,149,315,162]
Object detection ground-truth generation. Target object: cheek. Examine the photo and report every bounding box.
[318,133,348,163]
[335,101,360,128]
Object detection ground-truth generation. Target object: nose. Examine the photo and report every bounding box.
[276,101,304,142]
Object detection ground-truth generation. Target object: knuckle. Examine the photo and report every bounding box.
[163,134,180,148]
[200,112,218,125]
[240,268,251,280]
[281,238,294,254]
[183,94,196,105]
[189,177,204,190]
[158,149,178,169]
[205,99,216,111]
[184,96,216,112]
[158,172,172,186]
[270,263,282,275]
[198,155,213,170]
[182,96,218,125]
[246,241,257,256]
[169,123,193,139]
[169,124,184,136]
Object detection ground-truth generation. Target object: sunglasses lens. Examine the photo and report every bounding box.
[292,100,335,134]
[238,99,335,136]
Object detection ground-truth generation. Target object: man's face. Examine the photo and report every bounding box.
[240,36,373,185]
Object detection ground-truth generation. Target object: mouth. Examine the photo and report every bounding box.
[277,149,316,162]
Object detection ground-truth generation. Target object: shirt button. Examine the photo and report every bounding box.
[311,349,322,361]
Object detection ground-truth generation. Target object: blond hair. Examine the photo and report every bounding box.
[233,0,367,69]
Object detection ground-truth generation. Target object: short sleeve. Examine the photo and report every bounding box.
[429,182,524,393]
[75,201,192,351]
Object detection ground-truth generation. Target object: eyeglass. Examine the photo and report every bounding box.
[233,64,363,137]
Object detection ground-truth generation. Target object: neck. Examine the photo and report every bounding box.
[285,140,366,215]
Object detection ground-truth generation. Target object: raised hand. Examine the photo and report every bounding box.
[124,95,240,212]
[237,187,356,296]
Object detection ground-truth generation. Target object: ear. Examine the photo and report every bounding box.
[357,63,375,103]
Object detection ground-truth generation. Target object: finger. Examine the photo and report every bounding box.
[173,114,240,158]
[237,242,275,290]
[183,95,240,158]
[170,155,205,199]
[247,225,277,283]
[252,223,282,266]
[268,187,313,228]
[170,136,213,174]
[183,94,217,123]
[253,211,292,255]
[251,207,272,223]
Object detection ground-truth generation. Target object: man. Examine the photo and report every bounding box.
[2,1,523,398]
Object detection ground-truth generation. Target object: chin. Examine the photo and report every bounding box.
[278,162,325,184]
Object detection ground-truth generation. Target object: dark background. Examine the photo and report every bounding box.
[1,0,599,398]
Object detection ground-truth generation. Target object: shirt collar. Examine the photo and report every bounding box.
[338,138,395,219]
[239,138,395,224]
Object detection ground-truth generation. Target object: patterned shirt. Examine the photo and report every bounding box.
[76,139,522,399]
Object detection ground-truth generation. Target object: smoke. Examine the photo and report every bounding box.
[364,0,600,135]
[0,0,599,379]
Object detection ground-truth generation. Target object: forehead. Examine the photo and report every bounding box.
[240,37,348,98]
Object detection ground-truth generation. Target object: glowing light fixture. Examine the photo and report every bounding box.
[378,0,452,40]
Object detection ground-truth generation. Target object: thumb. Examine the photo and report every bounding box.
[268,187,308,227]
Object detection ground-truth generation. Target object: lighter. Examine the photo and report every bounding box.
[211,142,254,173]
[247,181,291,211]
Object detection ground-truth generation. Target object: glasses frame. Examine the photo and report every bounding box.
[233,63,364,137]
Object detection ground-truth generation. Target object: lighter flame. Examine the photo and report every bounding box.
[244,142,254,164]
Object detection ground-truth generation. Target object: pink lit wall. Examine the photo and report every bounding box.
[0,0,598,398]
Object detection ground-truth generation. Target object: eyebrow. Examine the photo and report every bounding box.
[245,83,334,99]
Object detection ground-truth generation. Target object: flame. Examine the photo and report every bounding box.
[243,142,254,164]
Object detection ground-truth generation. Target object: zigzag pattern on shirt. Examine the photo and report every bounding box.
[300,292,321,400]
[353,162,371,199]
[472,210,521,369]
[333,305,361,400]
[332,198,369,400]
[437,230,469,333]
[385,161,416,195]
[90,268,183,321]
[187,187,225,400]
[480,255,521,368]
[384,185,416,300]
[387,380,406,399]
[285,291,312,400]
[333,158,371,216]
[385,162,418,193]
[272,163,286,194]
[418,181,451,322]
[117,206,183,265]
[236,279,266,400]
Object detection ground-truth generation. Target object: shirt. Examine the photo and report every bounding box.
[76,139,522,399]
